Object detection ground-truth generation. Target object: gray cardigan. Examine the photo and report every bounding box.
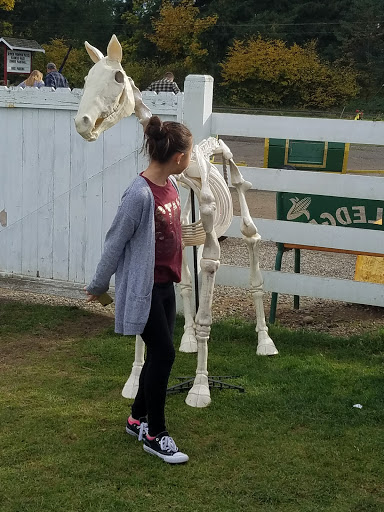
[86,176,155,335]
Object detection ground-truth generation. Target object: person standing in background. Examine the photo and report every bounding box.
[44,62,69,88]
[19,70,44,88]
[146,72,180,94]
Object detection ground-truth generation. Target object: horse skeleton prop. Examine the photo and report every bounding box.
[75,35,278,408]
[74,35,151,139]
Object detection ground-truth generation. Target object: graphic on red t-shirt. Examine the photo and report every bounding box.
[141,174,182,283]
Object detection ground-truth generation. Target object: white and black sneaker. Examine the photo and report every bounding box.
[143,431,189,464]
[125,417,148,441]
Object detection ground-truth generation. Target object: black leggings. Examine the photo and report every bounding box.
[131,282,176,436]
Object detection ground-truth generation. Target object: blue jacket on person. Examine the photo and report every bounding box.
[44,70,69,88]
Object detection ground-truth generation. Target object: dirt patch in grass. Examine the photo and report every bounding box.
[1,287,384,346]
[273,302,384,336]
[48,311,113,339]
[0,298,113,366]
[213,287,384,337]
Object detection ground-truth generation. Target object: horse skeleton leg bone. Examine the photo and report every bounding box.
[227,165,277,355]
[121,335,145,398]
[185,145,220,407]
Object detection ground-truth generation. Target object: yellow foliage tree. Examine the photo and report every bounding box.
[0,0,15,10]
[0,21,13,36]
[147,0,217,70]
[221,37,359,109]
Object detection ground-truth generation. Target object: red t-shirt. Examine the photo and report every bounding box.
[141,174,182,283]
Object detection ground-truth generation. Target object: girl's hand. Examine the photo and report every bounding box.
[84,286,99,302]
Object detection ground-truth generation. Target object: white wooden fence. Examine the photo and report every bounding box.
[211,112,384,307]
[1,75,384,309]
[0,80,189,285]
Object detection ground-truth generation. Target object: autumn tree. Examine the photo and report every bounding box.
[120,0,161,62]
[335,0,384,95]
[195,0,352,63]
[147,0,218,71]
[220,37,359,109]
[0,0,14,10]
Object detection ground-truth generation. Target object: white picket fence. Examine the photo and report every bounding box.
[1,75,384,308]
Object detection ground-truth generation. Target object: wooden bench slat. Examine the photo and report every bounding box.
[282,244,384,258]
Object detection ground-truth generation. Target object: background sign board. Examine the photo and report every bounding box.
[265,138,349,173]
[7,50,32,74]
[276,192,384,230]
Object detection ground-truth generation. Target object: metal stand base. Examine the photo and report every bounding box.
[167,376,245,395]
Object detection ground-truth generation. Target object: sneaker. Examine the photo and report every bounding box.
[143,431,189,464]
[125,417,148,441]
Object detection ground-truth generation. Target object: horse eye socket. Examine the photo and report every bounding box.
[115,71,124,84]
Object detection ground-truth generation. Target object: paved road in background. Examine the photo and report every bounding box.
[220,137,384,171]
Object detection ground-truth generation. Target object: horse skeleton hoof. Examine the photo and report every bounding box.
[179,330,198,353]
[121,369,142,398]
[185,384,211,408]
[256,336,279,356]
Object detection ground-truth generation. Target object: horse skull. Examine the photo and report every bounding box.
[74,34,136,141]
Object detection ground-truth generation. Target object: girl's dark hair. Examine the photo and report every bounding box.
[144,116,192,163]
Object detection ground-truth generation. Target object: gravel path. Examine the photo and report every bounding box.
[212,238,369,330]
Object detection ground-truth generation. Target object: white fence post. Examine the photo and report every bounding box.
[183,75,214,143]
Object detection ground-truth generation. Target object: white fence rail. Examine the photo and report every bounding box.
[217,166,384,307]
[211,112,384,309]
[212,112,384,145]
[223,167,384,253]
[216,266,384,307]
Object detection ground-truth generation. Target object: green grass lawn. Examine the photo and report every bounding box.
[1,299,384,512]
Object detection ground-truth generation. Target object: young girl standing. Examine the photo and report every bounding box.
[85,116,192,464]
